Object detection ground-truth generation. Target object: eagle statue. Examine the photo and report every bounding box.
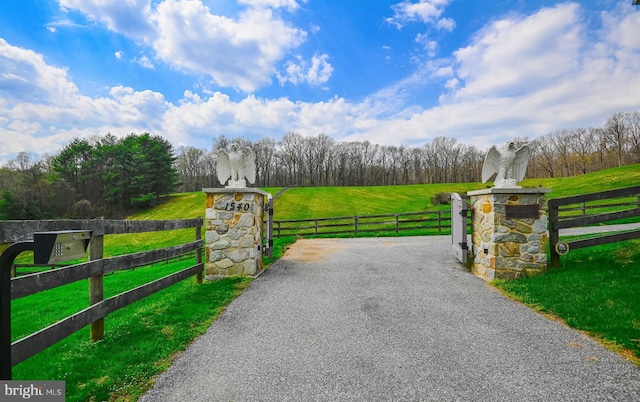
[217,143,256,188]
[481,141,530,188]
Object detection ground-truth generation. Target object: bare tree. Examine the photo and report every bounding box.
[605,112,628,167]
[253,137,277,187]
[549,129,573,176]
[176,146,206,192]
[566,128,596,175]
[458,145,483,182]
[624,111,640,163]
[278,131,306,186]
[531,135,556,178]
[314,134,336,186]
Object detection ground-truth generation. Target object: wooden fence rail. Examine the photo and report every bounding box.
[273,210,451,238]
[0,218,203,378]
[0,219,202,244]
[548,186,640,267]
[10,241,202,299]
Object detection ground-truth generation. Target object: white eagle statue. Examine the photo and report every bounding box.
[217,143,256,188]
[481,141,530,188]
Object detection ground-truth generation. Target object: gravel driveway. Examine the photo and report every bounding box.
[141,236,640,401]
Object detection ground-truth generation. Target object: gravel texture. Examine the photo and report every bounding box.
[141,236,640,401]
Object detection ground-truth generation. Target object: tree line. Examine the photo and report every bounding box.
[0,133,179,219]
[1,110,638,219]
[176,110,640,191]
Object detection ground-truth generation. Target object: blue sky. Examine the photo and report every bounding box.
[1,0,639,164]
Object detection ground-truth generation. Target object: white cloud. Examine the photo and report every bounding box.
[8,120,43,135]
[152,2,306,92]
[162,92,356,145]
[59,0,154,40]
[436,17,455,31]
[0,38,79,105]
[45,18,85,32]
[0,36,341,162]
[444,78,458,90]
[450,3,582,100]
[131,55,155,69]
[278,54,333,86]
[307,54,333,85]
[0,39,171,161]
[108,86,168,125]
[388,0,454,63]
[114,51,123,59]
[0,39,165,134]
[415,34,437,56]
[431,66,453,78]
[58,0,309,93]
[237,0,301,12]
[0,125,77,160]
[388,0,453,29]
[602,3,640,49]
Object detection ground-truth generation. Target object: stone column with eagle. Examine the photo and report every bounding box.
[203,143,268,278]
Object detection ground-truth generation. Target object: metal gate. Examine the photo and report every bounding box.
[451,193,468,264]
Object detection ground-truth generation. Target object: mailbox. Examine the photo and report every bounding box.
[33,231,92,264]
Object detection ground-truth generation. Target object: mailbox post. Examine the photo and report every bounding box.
[0,231,91,379]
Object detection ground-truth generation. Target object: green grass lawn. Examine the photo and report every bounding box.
[13,261,251,401]
[273,164,640,220]
[493,239,640,366]
[115,165,640,223]
[11,233,295,401]
[519,164,640,199]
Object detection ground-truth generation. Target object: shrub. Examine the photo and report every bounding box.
[73,199,94,219]
[431,192,452,206]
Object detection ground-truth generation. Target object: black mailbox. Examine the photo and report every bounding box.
[33,231,92,264]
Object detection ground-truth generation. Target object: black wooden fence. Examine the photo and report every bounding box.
[548,186,640,267]
[0,218,203,379]
[273,210,451,238]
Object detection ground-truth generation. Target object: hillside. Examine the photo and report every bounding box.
[132,164,639,221]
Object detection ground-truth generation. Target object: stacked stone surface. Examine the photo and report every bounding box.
[468,188,551,280]
[203,188,267,278]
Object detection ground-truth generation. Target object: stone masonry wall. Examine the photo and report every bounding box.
[469,188,550,280]
[204,189,266,278]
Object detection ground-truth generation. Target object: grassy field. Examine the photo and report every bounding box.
[492,240,640,365]
[13,267,251,401]
[120,164,640,222]
[272,163,640,220]
[8,164,640,400]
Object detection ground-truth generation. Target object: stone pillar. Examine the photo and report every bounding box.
[467,187,551,280]
[203,188,268,279]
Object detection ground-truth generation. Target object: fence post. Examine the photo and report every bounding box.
[89,234,104,342]
[395,215,399,234]
[315,219,318,235]
[438,211,442,233]
[548,200,560,268]
[267,197,274,259]
[195,225,203,284]
[354,216,358,235]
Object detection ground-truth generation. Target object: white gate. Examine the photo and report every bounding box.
[451,193,468,264]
